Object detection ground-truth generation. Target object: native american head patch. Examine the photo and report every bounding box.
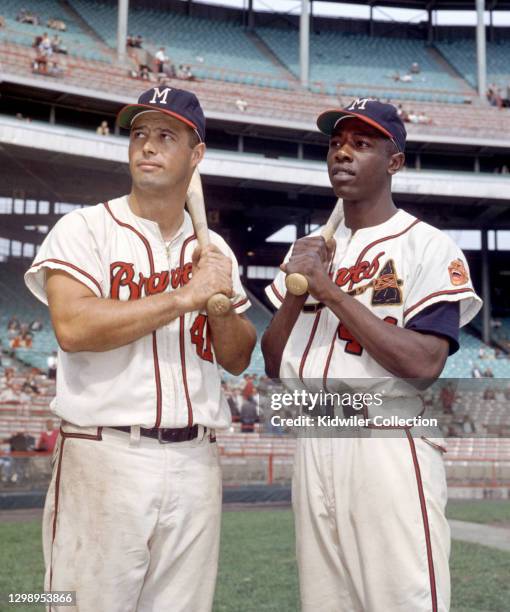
[448,259,469,286]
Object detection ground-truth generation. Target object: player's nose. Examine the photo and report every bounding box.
[334,143,353,163]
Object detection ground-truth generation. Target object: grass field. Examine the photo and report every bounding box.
[446,499,510,526]
[0,506,509,611]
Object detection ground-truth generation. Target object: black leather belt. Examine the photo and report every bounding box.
[112,425,199,444]
[303,302,325,314]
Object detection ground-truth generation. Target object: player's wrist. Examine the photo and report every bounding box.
[172,286,198,315]
[315,277,344,305]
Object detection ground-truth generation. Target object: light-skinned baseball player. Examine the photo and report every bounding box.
[262,99,482,612]
[25,86,256,612]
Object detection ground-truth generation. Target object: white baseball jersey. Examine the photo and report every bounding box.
[266,208,482,612]
[25,195,250,429]
[266,208,481,386]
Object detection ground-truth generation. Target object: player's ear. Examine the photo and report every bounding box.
[191,142,205,167]
[388,152,405,175]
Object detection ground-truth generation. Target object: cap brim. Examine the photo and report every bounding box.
[116,103,201,139]
[317,109,393,142]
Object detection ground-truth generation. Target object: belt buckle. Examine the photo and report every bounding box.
[157,428,173,444]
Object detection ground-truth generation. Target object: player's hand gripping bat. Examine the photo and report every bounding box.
[285,199,344,296]
[186,169,232,316]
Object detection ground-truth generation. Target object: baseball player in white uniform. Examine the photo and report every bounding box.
[262,99,482,612]
[24,86,256,612]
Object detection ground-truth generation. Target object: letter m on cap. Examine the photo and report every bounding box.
[150,87,171,105]
[347,98,371,111]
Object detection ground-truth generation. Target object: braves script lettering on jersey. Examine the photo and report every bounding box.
[25,196,250,430]
[267,209,480,382]
[265,209,482,612]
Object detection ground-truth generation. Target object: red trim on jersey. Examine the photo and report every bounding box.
[348,218,421,291]
[103,201,162,427]
[298,311,322,382]
[30,258,103,296]
[179,233,197,427]
[323,324,338,388]
[404,288,474,319]
[232,297,248,310]
[406,429,438,612]
[104,202,155,274]
[270,282,284,303]
[49,435,65,607]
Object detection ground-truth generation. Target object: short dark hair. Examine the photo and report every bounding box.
[188,129,201,149]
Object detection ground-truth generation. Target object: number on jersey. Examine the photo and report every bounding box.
[338,316,398,356]
[190,314,214,362]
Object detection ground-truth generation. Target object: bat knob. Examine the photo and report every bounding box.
[207,294,231,317]
[285,273,309,296]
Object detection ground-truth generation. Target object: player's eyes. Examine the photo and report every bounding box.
[357,140,370,147]
[132,130,145,138]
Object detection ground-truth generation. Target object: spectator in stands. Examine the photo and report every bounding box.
[47,18,66,32]
[47,351,57,380]
[51,34,67,54]
[177,65,195,81]
[410,62,420,74]
[240,397,257,433]
[242,373,255,403]
[134,35,143,48]
[460,415,476,435]
[235,98,248,112]
[0,384,19,403]
[155,47,169,78]
[478,347,486,359]
[483,386,495,400]
[39,33,53,58]
[471,363,483,378]
[396,104,409,123]
[96,120,110,136]
[17,9,39,25]
[7,316,20,331]
[48,60,64,78]
[440,383,456,414]
[136,48,152,81]
[29,319,43,332]
[36,420,59,452]
[483,366,494,378]
[20,325,33,348]
[417,111,432,125]
[487,85,503,109]
[22,372,39,395]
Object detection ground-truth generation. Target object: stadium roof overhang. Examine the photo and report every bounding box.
[314,0,510,10]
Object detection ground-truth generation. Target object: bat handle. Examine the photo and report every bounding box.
[207,293,231,317]
[285,199,343,297]
[285,272,309,296]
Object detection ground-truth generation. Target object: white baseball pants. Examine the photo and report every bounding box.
[292,434,450,612]
[43,423,222,612]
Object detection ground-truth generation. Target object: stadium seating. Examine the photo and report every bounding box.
[256,28,471,102]
[442,328,510,378]
[0,264,56,371]
[242,292,271,377]
[0,0,113,63]
[67,0,291,88]
[436,39,510,90]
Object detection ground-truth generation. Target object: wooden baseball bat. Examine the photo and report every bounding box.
[186,168,231,316]
[285,199,344,296]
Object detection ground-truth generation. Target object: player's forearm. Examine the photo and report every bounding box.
[261,294,307,378]
[52,290,191,353]
[209,313,256,375]
[320,283,448,379]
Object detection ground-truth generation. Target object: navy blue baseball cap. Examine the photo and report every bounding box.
[317,99,406,153]
[117,86,205,142]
